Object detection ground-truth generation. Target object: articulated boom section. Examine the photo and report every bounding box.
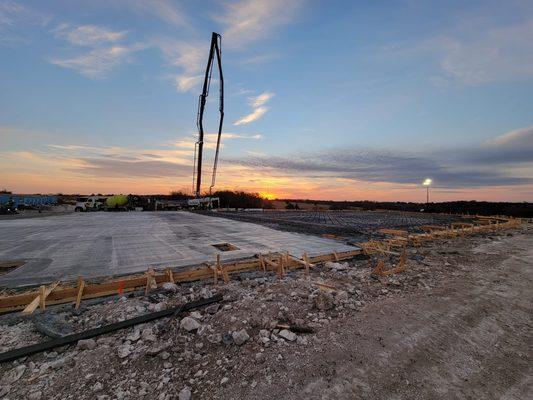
[193,32,224,199]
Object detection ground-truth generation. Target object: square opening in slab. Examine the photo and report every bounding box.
[212,242,239,252]
[0,260,25,276]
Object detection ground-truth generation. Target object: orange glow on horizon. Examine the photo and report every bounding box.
[1,152,531,202]
[259,192,277,200]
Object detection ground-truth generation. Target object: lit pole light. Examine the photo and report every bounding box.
[423,178,432,204]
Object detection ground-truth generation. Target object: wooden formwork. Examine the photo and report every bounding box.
[0,249,363,314]
[0,216,521,314]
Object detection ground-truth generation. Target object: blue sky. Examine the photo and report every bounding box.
[1,0,532,200]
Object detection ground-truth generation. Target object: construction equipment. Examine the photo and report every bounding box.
[192,32,224,200]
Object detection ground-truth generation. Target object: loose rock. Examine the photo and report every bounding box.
[77,338,96,351]
[278,329,297,342]
[232,329,250,346]
[178,387,192,400]
[180,317,201,332]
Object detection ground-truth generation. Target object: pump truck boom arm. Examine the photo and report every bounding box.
[193,32,224,198]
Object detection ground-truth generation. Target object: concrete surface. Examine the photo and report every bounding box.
[0,211,357,287]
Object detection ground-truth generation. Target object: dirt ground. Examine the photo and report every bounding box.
[0,224,531,400]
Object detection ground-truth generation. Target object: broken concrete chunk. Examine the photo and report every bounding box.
[259,329,270,338]
[314,291,335,310]
[180,317,201,332]
[205,304,220,314]
[278,329,297,342]
[117,345,132,359]
[126,328,141,342]
[232,329,250,345]
[147,302,165,312]
[161,282,178,292]
[77,338,96,351]
[28,390,42,400]
[178,387,192,400]
[141,327,157,341]
[190,311,203,320]
[207,333,222,344]
[325,261,349,271]
[92,382,104,392]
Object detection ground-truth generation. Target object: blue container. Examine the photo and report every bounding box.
[0,195,58,208]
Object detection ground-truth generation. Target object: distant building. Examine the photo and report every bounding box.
[0,195,58,208]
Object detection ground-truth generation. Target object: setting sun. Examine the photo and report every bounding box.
[259,192,277,200]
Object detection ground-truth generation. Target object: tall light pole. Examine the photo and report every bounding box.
[423,178,432,204]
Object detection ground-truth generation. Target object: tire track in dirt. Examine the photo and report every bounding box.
[286,232,533,400]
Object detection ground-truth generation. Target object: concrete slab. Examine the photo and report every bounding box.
[0,211,358,287]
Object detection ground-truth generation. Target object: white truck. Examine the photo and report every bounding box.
[74,196,107,212]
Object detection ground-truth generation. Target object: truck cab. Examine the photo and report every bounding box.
[75,196,107,212]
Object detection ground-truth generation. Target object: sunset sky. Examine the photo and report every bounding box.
[1,0,532,202]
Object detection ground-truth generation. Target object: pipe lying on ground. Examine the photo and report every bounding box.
[0,294,223,364]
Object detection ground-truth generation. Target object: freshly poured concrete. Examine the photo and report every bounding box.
[0,211,358,287]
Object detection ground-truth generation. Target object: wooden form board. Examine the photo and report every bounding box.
[0,249,362,313]
[378,228,408,236]
[0,217,521,314]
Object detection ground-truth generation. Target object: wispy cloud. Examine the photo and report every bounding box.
[234,107,268,126]
[234,91,274,125]
[52,23,127,46]
[118,0,188,28]
[0,0,25,28]
[250,91,274,108]
[49,23,144,78]
[154,38,208,92]
[206,132,262,140]
[227,126,533,188]
[69,157,191,178]
[174,74,203,92]
[49,45,139,78]
[172,131,262,150]
[0,0,50,45]
[216,0,303,48]
[0,0,50,29]
[427,17,533,85]
[484,126,533,149]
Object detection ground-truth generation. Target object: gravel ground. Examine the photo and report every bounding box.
[0,224,531,400]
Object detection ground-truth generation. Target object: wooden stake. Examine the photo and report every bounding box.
[75,277,85,310]
[303,252,310,276]
[221,265,230,283]
[259,254,266,272]
[333,251,340,262]
[166,268,174,283]
[212,265,218,286]
[22,281,60,315]
[145,269,157,295]
[39,286,46,311]
[372,259,385,275]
